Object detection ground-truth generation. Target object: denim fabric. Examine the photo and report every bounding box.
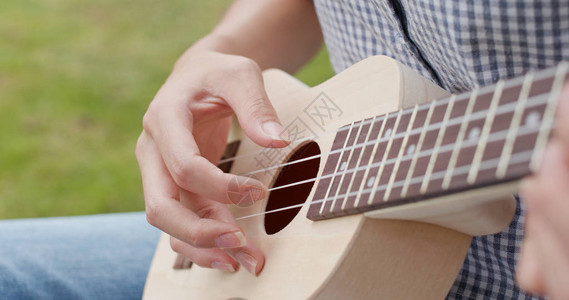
[0,212,160,300]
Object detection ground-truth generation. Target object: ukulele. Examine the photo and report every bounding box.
[143,56,568,299]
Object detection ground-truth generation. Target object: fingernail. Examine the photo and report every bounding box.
[215,231,246,248]
[262,121,289,141]
[211,262,236,273]
[236,252,258,275]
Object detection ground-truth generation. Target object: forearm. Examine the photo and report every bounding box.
[177,0,323,73]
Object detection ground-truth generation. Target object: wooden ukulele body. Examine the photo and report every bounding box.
[143,56,516,300]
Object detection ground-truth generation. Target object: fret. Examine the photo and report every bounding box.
[384,104,418,201]
[308,105,550,220]
[440,100,547,192]
[308,122,352,220]
[367,110,403,205]
[331,124,353,149]
[530,62,569,171]
[505,132,541,177]
[401,99,437,197]
[352,113,389,209]
[496,72,534,178]
[339,117,375,212]
[442,89,478,189]
[381,115,426,201]
[370,108,414,203]
[420,95,456,194]
[322,147,533,217]
[307,63,565,222]
[320,126,542,212]
[320,121,362,215]
[436,88,499,193]
[493,76,554,180]
[472,90,496,112]
[318,122,356,216]
[328,120,366,213]
[323,87,549,165]
[382,102,432,200]
[467,80,505,184]
[387,122,428,201]
[403,107,443,196]
[469,116,542,187]
[529,74,561,98]
[349,115,394,210]
[415,96,466,195]
[476,83,525,177]
[499,83,524,105]
[342,92,549,202]
[509,101,548,152]
[356,113,400,209]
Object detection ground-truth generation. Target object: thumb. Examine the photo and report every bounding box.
[216,59,290,148]
[235,94,290,148]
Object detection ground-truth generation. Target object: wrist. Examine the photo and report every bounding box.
[190,33,236,53]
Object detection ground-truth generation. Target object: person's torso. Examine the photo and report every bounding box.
[314,0,569,93]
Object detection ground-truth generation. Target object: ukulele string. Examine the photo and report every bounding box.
[218,90,467,165]
[236,94,549,178]
[219,121,362,164]
[235,148,534,220]
[220,67,560,168]
[264,122,541,193]
[232,67,563,220]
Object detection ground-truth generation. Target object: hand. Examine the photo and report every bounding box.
[517,84,569,299]
[135,49,289,275]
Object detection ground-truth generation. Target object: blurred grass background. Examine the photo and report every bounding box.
[0,0,334,219]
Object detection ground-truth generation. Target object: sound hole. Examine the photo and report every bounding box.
[264,141,320,235]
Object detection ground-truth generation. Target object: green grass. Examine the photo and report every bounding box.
[0,0,334,219]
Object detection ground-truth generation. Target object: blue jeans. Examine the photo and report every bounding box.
[0,212,160,300]
[0,209,534,299]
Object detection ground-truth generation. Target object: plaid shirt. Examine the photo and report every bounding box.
[313,0,569,299]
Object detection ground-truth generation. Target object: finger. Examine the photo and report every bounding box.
[516,206,546,295]
[223,238,266,276]
[170,236,238,273]
[136,132,179,202]
[144,96,265,205]
[180,190,266,275]
[212,56,290,148]
[529,211,569,299]
[526,142,569,248]
[180,189,237,221]
[136,133,246,249]
[519,143,569,299]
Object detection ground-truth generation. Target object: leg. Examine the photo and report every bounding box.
[0,212,160,300]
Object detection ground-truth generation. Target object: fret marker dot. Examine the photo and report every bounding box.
[406,144,416,155]
[340,161,347,171]
[525,111,541,128]
[384,128,392,138]
[367,176,375,187]
[468,127,480,140]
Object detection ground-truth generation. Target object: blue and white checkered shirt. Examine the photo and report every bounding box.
[313,0,569,298]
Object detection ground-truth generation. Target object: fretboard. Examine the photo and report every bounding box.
[307,62,569,221]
